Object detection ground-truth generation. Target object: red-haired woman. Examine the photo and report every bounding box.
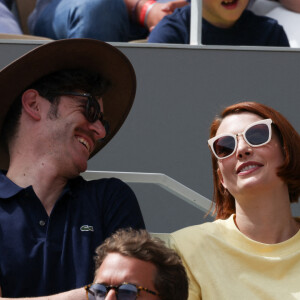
[170,102,300,300]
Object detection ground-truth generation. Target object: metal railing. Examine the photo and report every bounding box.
[82,171,213,213]
[190,0,202,45]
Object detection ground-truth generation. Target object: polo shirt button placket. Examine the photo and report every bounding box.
[39,220,46,227]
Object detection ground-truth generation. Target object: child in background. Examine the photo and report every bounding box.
[148,0,290,46]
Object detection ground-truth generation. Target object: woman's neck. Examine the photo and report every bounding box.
[234,187,300,244]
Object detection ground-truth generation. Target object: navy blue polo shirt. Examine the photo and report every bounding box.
[0,172,145,297]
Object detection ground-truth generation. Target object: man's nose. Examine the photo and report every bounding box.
[88,119,107,140]
[105,289,117,300]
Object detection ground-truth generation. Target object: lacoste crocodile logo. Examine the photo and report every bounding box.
[80,225,94,232]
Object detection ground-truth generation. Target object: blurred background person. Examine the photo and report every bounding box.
[0,0,22,34]
[28,0,188,42]
[148,0,289,45]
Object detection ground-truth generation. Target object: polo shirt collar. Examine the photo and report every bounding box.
[0,170,24,198]
[0,171,83,200]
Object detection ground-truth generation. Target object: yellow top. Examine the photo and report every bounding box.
[170,215,300,300]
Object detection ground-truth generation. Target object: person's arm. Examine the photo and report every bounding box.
[146,0,189,31]
[0,288,86,300]
[278,0,300,13]
[148,5,190,44]
[169,234,202,300]
[124,0,188,30]
[275,25,290,47]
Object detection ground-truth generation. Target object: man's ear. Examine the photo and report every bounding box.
[217,167,227,190]
[21,89,41,121]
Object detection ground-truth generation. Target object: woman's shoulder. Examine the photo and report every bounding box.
[171,215,234,243]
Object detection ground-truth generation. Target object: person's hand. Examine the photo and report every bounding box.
[146,0,188,31]
[279,0,300,13]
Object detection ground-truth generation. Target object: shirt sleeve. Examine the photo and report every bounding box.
[273,25,290,47]
[247,11,290,47]
[148,5,191,44]
[100,178,146,237]
[169,234,202,300]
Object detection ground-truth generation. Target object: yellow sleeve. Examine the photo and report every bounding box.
[169,234,202,300]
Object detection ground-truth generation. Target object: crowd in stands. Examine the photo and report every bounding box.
[0,0,300,45]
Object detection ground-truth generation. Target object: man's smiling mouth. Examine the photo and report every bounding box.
[77,136,91,153]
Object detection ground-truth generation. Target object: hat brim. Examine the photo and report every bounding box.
[0,39,136,170]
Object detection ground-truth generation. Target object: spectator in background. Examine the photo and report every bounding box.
[0,0,22,34]
[86,228,188,300]
[148,0,290,46]
[28,0,188,42]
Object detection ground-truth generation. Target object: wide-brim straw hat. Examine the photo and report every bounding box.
[0,38,136,170]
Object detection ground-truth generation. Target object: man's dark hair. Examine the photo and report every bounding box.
[2,68,110,148]
[94,228,189,300]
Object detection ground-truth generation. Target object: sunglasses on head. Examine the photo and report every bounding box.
[56,91,110,135]
[208,119,273,160]
[85,283,158,300]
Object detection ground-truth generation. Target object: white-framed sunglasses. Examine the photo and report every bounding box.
[208,119,273,160]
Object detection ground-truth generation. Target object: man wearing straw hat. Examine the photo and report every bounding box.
[0,39,145,299]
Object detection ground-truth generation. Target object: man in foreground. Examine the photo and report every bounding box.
[86,228,188,300]
[0,39,145,299]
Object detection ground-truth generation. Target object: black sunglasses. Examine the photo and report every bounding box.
[208,119,273,160]
[85,282,158,300]
[56,91,110,135]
